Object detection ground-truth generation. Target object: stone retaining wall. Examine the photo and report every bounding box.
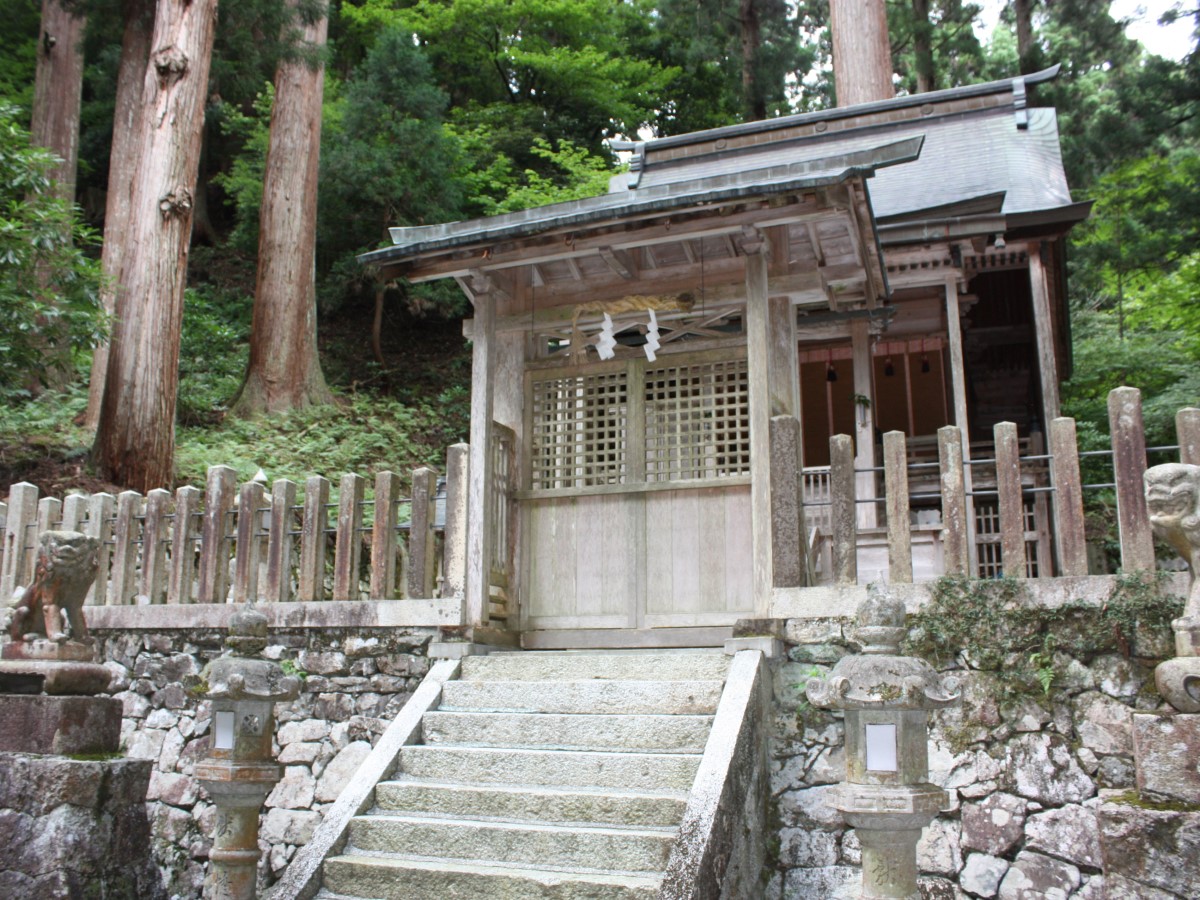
[765,615,1176,900]
[92,624,438,899]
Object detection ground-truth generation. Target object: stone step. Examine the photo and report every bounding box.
[347,814,675,873]
[398,745,702,792]
[421,710,714,753]
[438,679,724,716]
[461,650,730,683]
[322,854,661,899]
[375,779,688,828]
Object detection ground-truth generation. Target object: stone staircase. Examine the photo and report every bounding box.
[316,649,731,899]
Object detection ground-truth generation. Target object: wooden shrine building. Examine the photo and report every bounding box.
[361,66,1090,649]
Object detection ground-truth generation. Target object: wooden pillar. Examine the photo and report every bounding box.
[944,279,976,573]
[938,425,969,576]
[883,431,912,583]
[198,466,236,604]
[745,247,774,610]
[1049,417,1088,577]
[995,422,1025,577]
[169,486,200,604]
[141,488,171,604]
[1029,243,1061,429]
[466,280,497,627]
[369,471,401,600]
[408,466,439,600]
[830,434,858,585]
[265,479,298,603]
[442,443,470,600]
[1107,387,1155,572]
[1178,408,1200,466]
[1,482,38,601]
[297,476,330,602]
[770,415,806,588]
[333,473,365,601]
[851,317,877,529]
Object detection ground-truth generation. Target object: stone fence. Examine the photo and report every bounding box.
[0,445,470,618]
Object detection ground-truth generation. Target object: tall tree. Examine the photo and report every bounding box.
[93,0,218,490]
[830,0,894,104]
[84,0,154,430]
[230,0,333,416]
[30,0,86,198]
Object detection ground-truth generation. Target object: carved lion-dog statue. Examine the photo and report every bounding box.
[7,530,100,643]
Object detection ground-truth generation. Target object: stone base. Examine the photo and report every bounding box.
[1132,711,1200,803]
[1098,792,1200,899]
[0,694,122,754]
[0,752,164,900]
[0,658,110,694]
[1,637,97,662]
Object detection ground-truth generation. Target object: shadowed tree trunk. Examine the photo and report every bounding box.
[830,0,895,106]
[739,0,765,120]
[85,0,155,431]
[93,0,219,491]
[911,0,935,93]
[230,0,333,416]
[29,0,87,391]
[1014,0,1036,75]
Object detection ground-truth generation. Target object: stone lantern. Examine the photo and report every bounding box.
[806,586,959,900]
[195,606,300,900]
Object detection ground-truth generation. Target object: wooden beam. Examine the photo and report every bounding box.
[1028,242,1061,426]
[599,246,636,279]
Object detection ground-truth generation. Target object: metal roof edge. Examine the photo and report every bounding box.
[359,137,923,270]
[611,66,1062,156]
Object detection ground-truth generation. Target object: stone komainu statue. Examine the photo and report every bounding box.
[7,530,100,643]
[1144,463,1200,617]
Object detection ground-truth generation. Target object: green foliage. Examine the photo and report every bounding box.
[176,284,252,425]
[211,86,275,255]
[906,573,1182,702]
[888,0,987,94]
[0,103,106,398]
[469,136,617,217]
[0,0,39,116]
[174,392,459,488]
[279,659,308,681]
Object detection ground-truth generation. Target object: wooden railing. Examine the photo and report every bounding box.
[786,390,1200,585]
[0,445,470,608]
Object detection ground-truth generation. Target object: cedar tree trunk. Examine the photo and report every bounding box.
[830,0,895,106]
[31,0,85,199]
[230,1,333,416]
[912,0,935,93]
[93,0,218,491]
[739,0,765,121]
[1014,0,1036,75]
[85,0,155,431]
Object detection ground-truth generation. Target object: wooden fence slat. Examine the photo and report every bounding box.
[883,430,913,584]
[234,481,266,604]
[141,489,171,604]
[1,483,38,599]
[265,479,297,603]
[1108,387,1155,572]
[298,476,330,602]
[85,493,115,606]
[830,434,857,586]
[333,474,365,601]
[441,444,469,599]
[37,496,63,535]
[408,467,439,600]
[370,471,401,600]
[169,486,201,604]
[110,491,143,605]
[994,422,1025,578]
[938,426,969,576]
[769,416,805,588]
[198,466,237,604]
[61,494,87,532]
[1049,417,1088,577]
[1178,407,1200,467]
[0,501,6,587]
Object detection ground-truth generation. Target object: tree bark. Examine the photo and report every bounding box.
[739,0,765,121]
[1014,0,1036,75]
[911,0,935,93]
[85,0,155,431]
[31,0,85,200]
[230,0,333,417]
[829,0,895,106]
[93,0,219,491]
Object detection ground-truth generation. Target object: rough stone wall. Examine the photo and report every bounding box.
[0,753,164,899]
[765,616,1175,900]
[92,625,437,899]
